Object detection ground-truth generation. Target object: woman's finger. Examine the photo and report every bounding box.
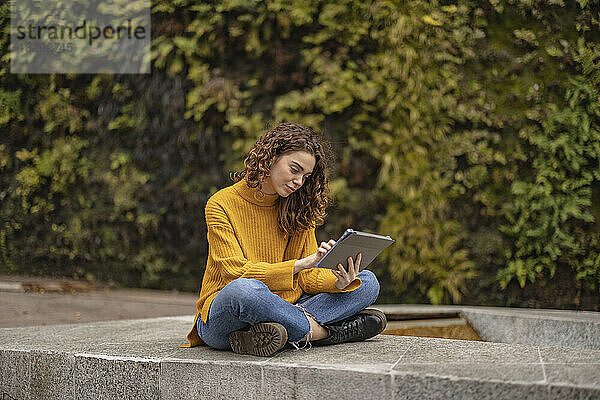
[355,253,362,275]
[347,257,354,277]
[332,270,344,283]
[338,263,347,276]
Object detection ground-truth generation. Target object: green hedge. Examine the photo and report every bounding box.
[1,0,599,309]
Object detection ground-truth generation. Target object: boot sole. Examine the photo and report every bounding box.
[229,322,288,357]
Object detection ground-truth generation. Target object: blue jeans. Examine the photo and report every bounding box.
[197,269,381,351]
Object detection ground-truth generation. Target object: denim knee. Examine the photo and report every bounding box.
[218,278,268,305]
[357,270,381,305]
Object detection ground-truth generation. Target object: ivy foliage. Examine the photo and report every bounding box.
[1,0,599,308]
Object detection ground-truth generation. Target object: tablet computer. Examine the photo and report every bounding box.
[315,228,395,272]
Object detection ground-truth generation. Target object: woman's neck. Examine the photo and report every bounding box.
[259,178,277,195]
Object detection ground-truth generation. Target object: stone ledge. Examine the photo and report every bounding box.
[1,315,599,399]
[377,304,600,350]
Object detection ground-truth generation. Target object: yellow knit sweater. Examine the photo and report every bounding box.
[181,178,362,347]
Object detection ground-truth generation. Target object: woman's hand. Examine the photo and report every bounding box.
[333,253,361,290]
[294,239,336,273]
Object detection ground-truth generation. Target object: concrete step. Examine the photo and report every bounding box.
[1,315,599,399]
[377,304,600,350]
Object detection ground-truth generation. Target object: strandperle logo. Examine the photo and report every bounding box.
[15,19,147,47]
[10,0,150,74]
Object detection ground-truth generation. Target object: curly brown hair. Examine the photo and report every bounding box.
[229,122,332,235]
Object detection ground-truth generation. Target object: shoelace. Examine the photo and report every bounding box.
[329,315,365,342]
[290,304,315,351]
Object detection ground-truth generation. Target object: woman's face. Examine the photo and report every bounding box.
[261,150,316,197]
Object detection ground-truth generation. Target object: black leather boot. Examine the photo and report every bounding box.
[312,308,387,346]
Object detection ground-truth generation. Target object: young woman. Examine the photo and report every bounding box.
[180,122,386,356]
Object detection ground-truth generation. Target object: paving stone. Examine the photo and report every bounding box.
[268,334,417,370]
[30,351,74,400]
[378,305,600,350]
[394,362,545,383]
[167,343,272,363]
[2,314,600,399]
[74,354,160,399]
[549,384,600,400]
[73,339,182,360]
[392,372,549,400]
[0,316,193,352]
[395,336,541,364]
[461,308,600,350]
[161,360,262,400]
[259,364,298,398]
[377,304,600,322]
[0,349,30,400]
[391,337,545,384]
[544,363,600,388]
[267,365,392,400]
[538,346,600,363]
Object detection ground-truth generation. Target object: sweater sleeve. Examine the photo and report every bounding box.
[206,199,296,291]
[297,227,361,294]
